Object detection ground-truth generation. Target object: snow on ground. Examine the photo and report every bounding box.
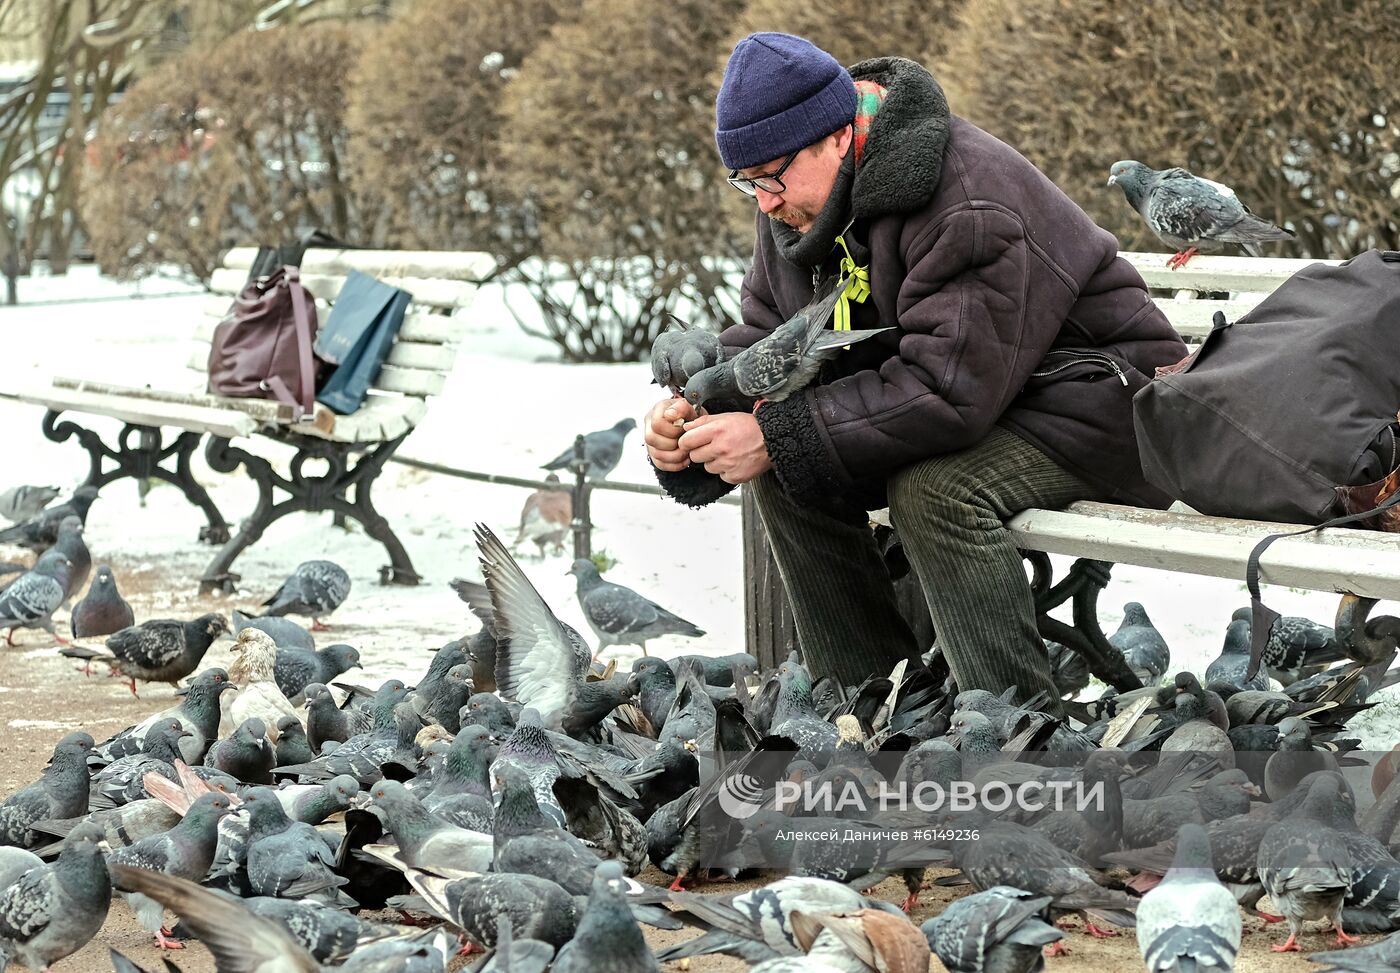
[1,265,1397,748]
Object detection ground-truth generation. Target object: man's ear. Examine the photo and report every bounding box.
[834,123,854,158]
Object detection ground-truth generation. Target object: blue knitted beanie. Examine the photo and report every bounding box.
[715,32,857,171]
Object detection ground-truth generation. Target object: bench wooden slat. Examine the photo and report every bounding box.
[208,268,473,310]
[222,247,496,283]
[185,338,453,397]
[198,299,464,345]
[16,386,260,439]
[50,377,295,423]
[1152,298,1262,336]
[1008,501,1400,601]
[286,395,426,443]
[1124,252,1345,293]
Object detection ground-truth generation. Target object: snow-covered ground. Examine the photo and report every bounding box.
[1,264,1397,748]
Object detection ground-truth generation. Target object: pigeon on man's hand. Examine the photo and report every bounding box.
[71,564,135,639]
[570,558,704,657]
[0,485,60,524]
[541,419,638,481]
[1107,161,1294,269]
[0,550,71,646]
[651,318,725,397]
[680,282,891,413]
[260,560,351,631]
[62,613,229,698]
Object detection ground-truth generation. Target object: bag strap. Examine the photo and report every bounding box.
[1246,489,1400,677]
[264,267,316,419]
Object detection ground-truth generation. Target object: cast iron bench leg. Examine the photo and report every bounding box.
[40,409,231,544]
[1025,551,1142,693]
[199,433,420,594]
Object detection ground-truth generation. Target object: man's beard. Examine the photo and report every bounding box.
[770,204,816,232]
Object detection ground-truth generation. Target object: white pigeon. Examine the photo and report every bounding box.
[220,628,299,742]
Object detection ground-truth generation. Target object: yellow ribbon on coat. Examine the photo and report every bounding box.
[833,234,870,348]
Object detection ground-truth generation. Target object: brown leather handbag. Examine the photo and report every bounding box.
[208,265,322,418]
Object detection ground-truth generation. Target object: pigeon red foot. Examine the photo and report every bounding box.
[1166,247,1200,269]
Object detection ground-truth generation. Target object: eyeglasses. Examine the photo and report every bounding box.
[727,149,800,197]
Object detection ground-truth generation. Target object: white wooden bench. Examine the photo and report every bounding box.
[849,252,1400,691]
[13,247,494,592]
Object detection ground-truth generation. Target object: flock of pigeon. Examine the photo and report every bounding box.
[1,470,1399,973]
[0,166,1358,973]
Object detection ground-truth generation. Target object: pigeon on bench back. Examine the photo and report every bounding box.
[1107,160,1294,269]
[261,560,351,632]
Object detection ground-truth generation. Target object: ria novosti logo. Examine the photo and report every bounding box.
[716,773,766,819]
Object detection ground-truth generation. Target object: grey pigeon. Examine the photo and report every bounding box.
[0,485,60,524]
[275,716,318,766]
[50,516,90,604]
[680,282,890,412]
[651,318,725,396]
[769,660,838,758]
[31,800,181,859]
[274,643,361,702]
[491,765,612,897]
[206,717,276,784]
[551,860,659,973]
[91,720,186,809]
[570,559,704,655]
[1256,773,1357,951]
[0,550,72,646]
[921,885,1063,973]
[957,821,1138,937]
[242,787,351,905]
[0,732,94,848]
[304,683,352,753]
[70,564,135,639]
[204,893,397,964]
[1205,616,1271,694]
[400,867,578,950]
[1231,606,1345,685]
[94,667,233,766]
[1107,160,1294,268]
[233,608,316,652]
[0,485,98,552]
[1109,602,1170,684]
[0,848,41,891]
[366,779,492,874]
[108,791,231,948]
[660,875,872,964]
[1313,928,1400,972]
[64,612,229,697]
[0,821,111,971]
[275,696,419,786]
[541,419,637,481]
[116,862,454,972]
[261,560,351,631]
[474,914,555,973]
[477,524,628,735]
[1137,822,1241,972]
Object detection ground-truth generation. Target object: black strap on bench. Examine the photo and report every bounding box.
[1246,489,1400,678]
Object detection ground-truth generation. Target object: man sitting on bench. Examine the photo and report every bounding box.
[644,33,1187,707]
